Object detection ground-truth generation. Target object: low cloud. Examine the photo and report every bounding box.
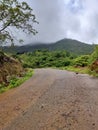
[18,0,98,44]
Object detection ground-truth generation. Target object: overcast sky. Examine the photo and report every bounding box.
[19,0,98,44]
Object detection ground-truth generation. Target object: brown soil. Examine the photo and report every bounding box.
[0,68,98,130]
[0,52,23,84]
[91,59,98,73]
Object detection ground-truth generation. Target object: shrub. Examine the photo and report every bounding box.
[73,55,89,67]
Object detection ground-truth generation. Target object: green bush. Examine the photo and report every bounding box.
[18,50,72,68]
[73,55,89,67]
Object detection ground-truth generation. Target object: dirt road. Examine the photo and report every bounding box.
[0,69,98,130]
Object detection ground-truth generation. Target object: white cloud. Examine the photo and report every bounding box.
[17,0,98,44]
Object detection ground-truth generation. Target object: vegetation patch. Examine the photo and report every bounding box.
[62,66,89,74]
[0,69,34,93]
[15,47,98,77]
[17,50,75,68]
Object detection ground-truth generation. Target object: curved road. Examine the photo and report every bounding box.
[0,69,98,130]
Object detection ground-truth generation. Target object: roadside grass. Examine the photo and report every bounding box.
[88,70,98,77]
[61,66,89,74]
[0,69,34,93]
[62,66,98,77]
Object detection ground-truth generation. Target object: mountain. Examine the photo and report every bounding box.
[2,38,94,55]
[50,39,94,55]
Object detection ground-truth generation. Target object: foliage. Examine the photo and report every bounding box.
[16,48,98,77]
[0,69,33,93]
[0,0,38,44]
[17,50,73,68]
[89,45,98,63]
[73,55,90,67]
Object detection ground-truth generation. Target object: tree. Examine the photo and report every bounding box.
[0,0,38,44]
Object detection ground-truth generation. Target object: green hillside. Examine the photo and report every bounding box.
[2,38,94,55]
[52,39,94,55]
